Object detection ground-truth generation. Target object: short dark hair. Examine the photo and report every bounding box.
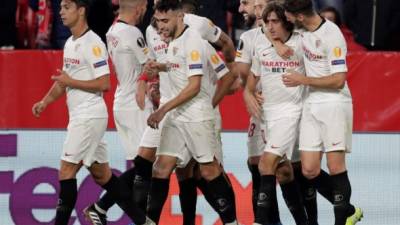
[283,0,314,16]
[154,0,182,13]
[71,0,91,17]
[181,0,198,14]
[319,6,342,26]
[263,2,294,32]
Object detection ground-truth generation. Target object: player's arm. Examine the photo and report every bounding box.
[212,70,238,107]
[32,82,66,117]
[147,75,201,129]
[213,31,236,64]
[243,73,262,119]
[51,70,110,93]
[282,71,346,89]
[236,62,252,87]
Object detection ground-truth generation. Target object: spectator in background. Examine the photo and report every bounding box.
[344,0,400,51]
[313,0,343,17]
[29,0,70,49]
[0,0,17,49]
[87,0,115,44]
[320,6,366,52]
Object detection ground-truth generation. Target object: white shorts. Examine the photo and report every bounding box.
[247,116,267,157]
[62,118,108,167]
[299,102,353,152]
[114,109,152,160]
[158,118,218,168]
[139,112,169,149]
[264,117,300,160]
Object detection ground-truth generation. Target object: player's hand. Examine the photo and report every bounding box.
[282,69,306,87]
[147,108,166,129]
[243,89,262,119]
[144,60,161,78]
[276,44,294,60]
[32,101,47,118]
[255,91,264,105]
[51,69,72,87]
[136,80,147,110]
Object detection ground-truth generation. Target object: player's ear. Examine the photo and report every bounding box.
[176,11,184,19]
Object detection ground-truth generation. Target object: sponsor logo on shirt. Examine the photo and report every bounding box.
[191,50,200,61]
[189,64,203,69]
[331,59,346,65]
[93,60,108,68]
[303,46,323,61]
[154,43,168,53]
[333,47,342,57]
[92,45,102,57]
[64,58,80,65]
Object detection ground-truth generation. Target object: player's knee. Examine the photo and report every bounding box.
[257,159,275,175]
[276,165,294,184]
[199,163,221,181]
[302,166,320,179]
[327,162,346,175]
[152,160,174,178]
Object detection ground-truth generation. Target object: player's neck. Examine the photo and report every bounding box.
[119,13,138,26]
[173,22,186,40]
[70,21,89,40]
[304,14,323,32]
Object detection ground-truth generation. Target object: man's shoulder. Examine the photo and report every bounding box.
[240,27,262,41]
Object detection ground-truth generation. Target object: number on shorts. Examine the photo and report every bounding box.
[248,123,256,137]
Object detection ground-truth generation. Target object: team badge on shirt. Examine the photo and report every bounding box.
[333,47,342,57]
[191,50,200,61]
[210,54,220,64]
[137,37,146,48]
[92,45,102,57]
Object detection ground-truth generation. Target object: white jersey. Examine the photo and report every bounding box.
[235,27,262,64]
[63,30,109,120]
[236,27,263,92]
[146,14,222,104]
[106,21,152,111]
[146,25,171,104]
[252,32,305,121]
[166,27,214,122]
[301,19,352,103]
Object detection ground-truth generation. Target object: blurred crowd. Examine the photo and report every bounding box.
[1,0,399,50]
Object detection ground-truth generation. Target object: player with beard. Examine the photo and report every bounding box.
[283,0,363,224]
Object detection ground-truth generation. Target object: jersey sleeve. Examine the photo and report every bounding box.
[250,50,261,77]
[145,26,157,60]
[185,33,206,77]
[186,14,222,43]
[325,28,348,74]
[206,43,229,79]
[85,40,110,78]
[235,33,252,64]
[128,28,150,64]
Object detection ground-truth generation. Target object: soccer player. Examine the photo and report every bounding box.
[282,0,363,224]
[144,1,238,224]
[31,0,153,224]
[83,0,153,223]
[129,0,238,222]
[236,0,267,217]
[245,3,308,225]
